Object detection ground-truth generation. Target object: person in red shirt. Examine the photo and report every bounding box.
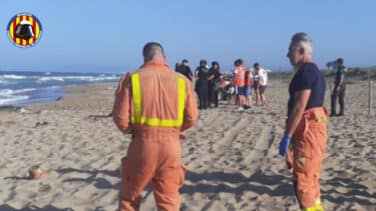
[233,59,246,111]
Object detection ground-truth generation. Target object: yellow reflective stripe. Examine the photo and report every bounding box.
[130,73,186,127]
[131,117,182,127]
[131,73,142,124]
[177,76,186,126]
[288,143,294,150]
[317,116,326,123]
[302,204,324,211]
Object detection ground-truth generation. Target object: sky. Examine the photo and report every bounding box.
[0,0,375,73]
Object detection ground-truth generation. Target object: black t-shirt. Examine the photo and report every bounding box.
[288,63,326,117]
[176,65,193,81]
[334,65,346,87]
[209,68,221,84]
[196,66,210,84]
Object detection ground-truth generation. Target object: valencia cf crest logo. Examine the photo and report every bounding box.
[7,13,43,48]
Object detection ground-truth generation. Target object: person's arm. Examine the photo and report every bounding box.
[336,71,344,91]
[285,90,311,136]
[195,69,199,78]
[181,79,199,131]
[188,67,193,80]
[112,74,132,133]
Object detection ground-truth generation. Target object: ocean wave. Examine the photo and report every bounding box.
[0,88,37,95]
[0,74,27,80]
[37,75,119,82]
[0,95,29,106]
[38,76,65,82]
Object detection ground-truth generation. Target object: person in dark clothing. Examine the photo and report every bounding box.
[208,61,222,108]
[195,60,210,109]
[331,58,346,116]
[176,59,193,81]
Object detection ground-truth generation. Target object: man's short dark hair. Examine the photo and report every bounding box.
[200,59,207,66]
[234,59,243,66]
[182,59,188,64]
[337,58,344,64]
[253,63,259,68]
[143,42,165,61]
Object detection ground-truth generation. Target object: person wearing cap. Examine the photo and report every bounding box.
[195,60,210,109]
[330,58,346,116]
[279,32,328,211]
[113,42,198,210]
[176,59,193,81]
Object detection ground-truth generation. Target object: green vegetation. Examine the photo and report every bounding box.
[269,67,376,81]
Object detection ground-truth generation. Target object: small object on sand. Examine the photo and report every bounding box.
[29,165,48,180]
[34,121,49,128]
[15,107,40,114]
[87,112,112,120]
[179,134,187,140]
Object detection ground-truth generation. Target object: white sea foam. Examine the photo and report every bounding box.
[38,77,65,82]
[0,88,36,95]
[0,95,29,106]
[37,75,119,82]
[0,74,27,80]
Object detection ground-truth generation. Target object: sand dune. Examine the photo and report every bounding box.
[0,80,375,210]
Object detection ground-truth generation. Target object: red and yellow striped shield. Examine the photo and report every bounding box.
[7,13,43,47]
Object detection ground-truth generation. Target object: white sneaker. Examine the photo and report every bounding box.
[237,107,244,111]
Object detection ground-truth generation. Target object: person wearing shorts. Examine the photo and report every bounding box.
[233,59,246,111]
[254,63,268,106]
[244,68,254,108]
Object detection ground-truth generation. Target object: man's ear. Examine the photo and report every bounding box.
[298,48,304,55]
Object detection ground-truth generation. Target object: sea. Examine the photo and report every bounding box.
[0,71,123,106]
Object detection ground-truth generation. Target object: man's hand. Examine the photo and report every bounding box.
[335,86,340,92]
[279,133,291,156]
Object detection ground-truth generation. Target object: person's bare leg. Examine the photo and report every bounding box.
[248,96,252,107]
[261,94,266,106]
[239,96,245,108]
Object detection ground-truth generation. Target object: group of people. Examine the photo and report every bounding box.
[112,32,344,210]
[175,58,269,111]
[231,60,268,110]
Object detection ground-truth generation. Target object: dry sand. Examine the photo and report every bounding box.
[0,80,375,211]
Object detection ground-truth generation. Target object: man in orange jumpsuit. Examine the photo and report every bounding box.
[113,42,198,211]
[279,33,328,211]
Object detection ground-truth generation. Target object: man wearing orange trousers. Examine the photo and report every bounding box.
[279,33,328,211]
[113,42,198,211]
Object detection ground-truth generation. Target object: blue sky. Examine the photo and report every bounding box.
[0,0,375,72]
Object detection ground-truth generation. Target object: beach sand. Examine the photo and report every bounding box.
[0,80,375,211]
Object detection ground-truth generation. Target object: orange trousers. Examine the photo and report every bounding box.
[119,137,186,211]
[286,107,328,209]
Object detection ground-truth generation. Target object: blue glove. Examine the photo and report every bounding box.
[279,133,291,156]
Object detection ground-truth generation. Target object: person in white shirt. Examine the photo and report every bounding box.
[254,63,268,106]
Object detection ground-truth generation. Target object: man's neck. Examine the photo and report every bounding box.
[144,58,165,65]
[295,56,313,69]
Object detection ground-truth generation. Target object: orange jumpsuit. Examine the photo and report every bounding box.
[286,107,328,210]
[113,61,198,211]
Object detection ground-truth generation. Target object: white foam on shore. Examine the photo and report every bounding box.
[0,74,27,80]
[0,95,29,105]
